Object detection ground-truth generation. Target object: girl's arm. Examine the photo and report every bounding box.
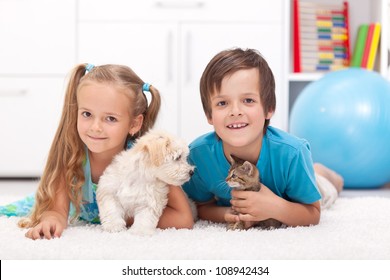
[197,199,233,223]
[230,185,320,227]
[25,178,70,240]
[157,185,194,229]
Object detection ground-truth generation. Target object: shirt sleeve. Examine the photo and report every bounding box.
[285,141,322,204]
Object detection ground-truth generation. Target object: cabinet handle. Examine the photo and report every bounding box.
[155,1,204,9]
[167,31,173,83]
[185,31,192,83]
[0,89,28,97]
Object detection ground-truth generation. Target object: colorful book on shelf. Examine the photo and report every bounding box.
[350,24,368,67]
[293,0,350,73]
[361,23,375,68]
[350,22,381,69]
[366,23,381,70]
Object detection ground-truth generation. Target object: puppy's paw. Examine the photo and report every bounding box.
[101,221,126,233]
[128,226,156,236]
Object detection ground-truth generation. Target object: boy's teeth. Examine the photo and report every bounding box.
[228,123,246,128]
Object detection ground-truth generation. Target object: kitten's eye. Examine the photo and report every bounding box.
[231,174,237,178]
[175,155,182,161]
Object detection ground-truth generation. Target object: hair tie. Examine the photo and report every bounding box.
[85,63,95,73]
[142,83,151,92]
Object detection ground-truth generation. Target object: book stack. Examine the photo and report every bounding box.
[293,0,350,73]
[350,23,381,70]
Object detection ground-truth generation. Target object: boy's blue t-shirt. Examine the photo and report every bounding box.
[182,126,321,206]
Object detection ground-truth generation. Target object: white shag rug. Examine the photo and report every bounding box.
[1,196,390,260]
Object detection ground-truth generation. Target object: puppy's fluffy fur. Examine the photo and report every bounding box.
[97,130,194,236]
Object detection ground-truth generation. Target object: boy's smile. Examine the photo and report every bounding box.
[207,68,273,161]
[227,122,248,129]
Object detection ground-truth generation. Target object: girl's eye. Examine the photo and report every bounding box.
[81,111,91,118]
[216,101,226,106]
[106,116,117,122]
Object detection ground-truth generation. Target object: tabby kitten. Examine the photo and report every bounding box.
[226,154,283,230]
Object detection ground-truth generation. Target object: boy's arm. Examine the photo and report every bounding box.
[231,185,320,227]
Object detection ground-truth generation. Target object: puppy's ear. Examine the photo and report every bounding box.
[144,136,170,167]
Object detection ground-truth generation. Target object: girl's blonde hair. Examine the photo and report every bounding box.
[19,63,161,228]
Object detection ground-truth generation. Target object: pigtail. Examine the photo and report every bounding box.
[139,85,161,136]
[19,64,88,228]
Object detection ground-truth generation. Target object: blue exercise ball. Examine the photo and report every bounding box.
[290,68,390,188]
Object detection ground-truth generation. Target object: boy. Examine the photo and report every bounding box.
[183,48,343,228]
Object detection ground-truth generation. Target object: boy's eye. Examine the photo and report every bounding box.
[81,111,91,118]
[216,101,226,106]
[106,116,117,122]
[243,98,255,103]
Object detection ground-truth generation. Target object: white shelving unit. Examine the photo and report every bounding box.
[286,0,389,126]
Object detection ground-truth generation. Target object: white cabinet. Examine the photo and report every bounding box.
[77,0,287,143]
[0,0,287,176]
[0,78,65,176]
[0,0,76,75]
[0,0,76,176]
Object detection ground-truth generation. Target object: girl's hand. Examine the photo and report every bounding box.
[25,214,66,240]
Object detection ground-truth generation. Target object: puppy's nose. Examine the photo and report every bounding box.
[189,170,194,176]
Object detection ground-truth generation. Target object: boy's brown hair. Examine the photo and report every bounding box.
[199,48,276,131]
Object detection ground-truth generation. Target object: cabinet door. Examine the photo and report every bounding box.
[78,23,179,135]
[0,0,76,75]
[0,78,65,176]
[179,23,284,142]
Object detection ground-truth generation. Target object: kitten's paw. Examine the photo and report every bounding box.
[227,222,244,231]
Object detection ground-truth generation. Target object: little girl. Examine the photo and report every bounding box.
[1,63,194,239]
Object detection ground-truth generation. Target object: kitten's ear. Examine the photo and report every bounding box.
[229,154,245,165]
[242,161,254,176]
[227,154,235,165]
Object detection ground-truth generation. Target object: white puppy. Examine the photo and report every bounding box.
[97,130,194,236]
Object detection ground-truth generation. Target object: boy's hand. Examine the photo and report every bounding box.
[224,207,239,223]
[230,184,279,223]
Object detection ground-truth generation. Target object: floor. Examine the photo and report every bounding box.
[0,179,390,199]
